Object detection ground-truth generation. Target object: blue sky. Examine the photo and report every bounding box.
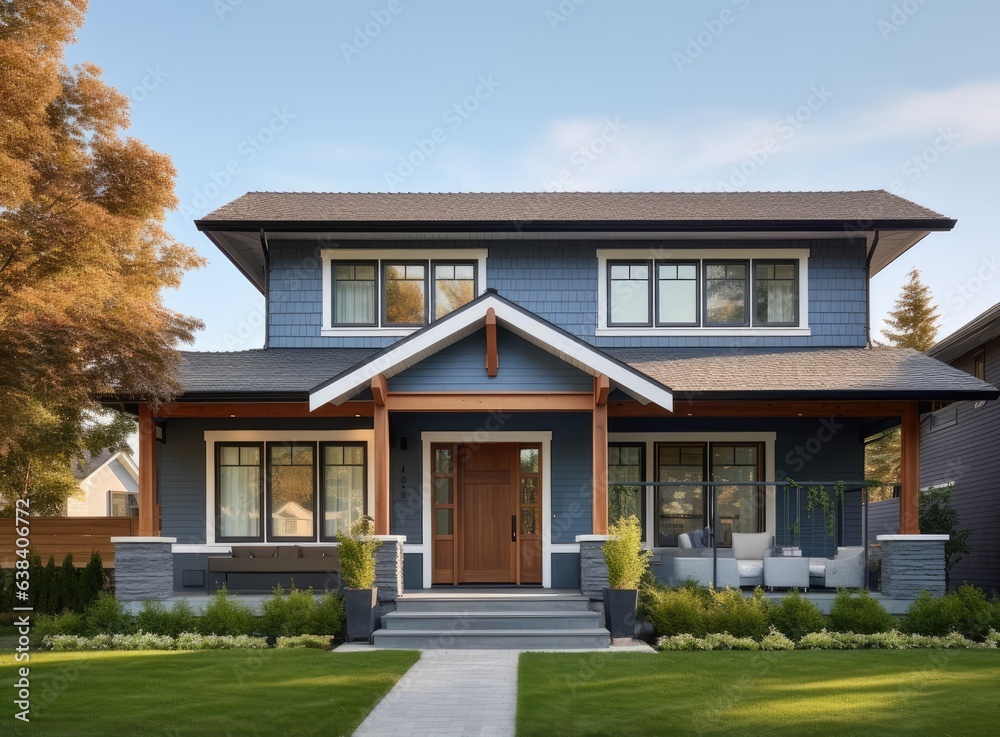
[67,0,1000,351]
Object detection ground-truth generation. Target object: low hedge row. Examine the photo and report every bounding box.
[644,582,1000,643]
[33,586,346,642]
[44,632,270,651]
[658,628,1000,651]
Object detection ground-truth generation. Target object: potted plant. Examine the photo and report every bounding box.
[337,515,382,642]
[601,515,651,638]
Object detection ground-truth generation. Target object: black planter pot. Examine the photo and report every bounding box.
[603,588,638,638]
[344,587,378,643]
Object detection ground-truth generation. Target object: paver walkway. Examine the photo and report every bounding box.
[353,649,518,737]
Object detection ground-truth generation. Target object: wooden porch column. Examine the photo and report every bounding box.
[372,375,390,535]
[138,403,157,537]
[592,375,610,535]
[899,400,921,534]
[485,307,498,377]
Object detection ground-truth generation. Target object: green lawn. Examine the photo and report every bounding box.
[0,649,418,737]
[517,650,1000,737]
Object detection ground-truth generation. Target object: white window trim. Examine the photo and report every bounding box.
[609,432,777,549]
[419,431,553,589]
[596,248,810,336]
[203,430,375,546]
[321,249,488,337]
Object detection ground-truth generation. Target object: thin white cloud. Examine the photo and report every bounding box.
[510,81,1000,190]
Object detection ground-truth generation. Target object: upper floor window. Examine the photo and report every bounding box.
[322,249,487,336]
[598,248,809,335]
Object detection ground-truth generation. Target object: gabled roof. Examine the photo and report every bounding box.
[608,346,999,401]
[194,191,955,292]
[73,450,139,483]
[928,303,1000,365]
[199,190,950,225]
[308,291,675,411]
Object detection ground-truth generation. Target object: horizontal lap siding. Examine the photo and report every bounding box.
[388,328,593,392]
[920,339,1000,593]
[266,238,866,349]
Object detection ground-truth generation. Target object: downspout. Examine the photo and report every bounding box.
[260,229,271,349]
[865,231,880,348]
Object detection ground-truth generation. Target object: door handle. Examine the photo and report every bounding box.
[511,515,517,542]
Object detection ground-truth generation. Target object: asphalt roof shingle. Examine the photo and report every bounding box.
[198,190,950,225]
[177,346,996,400]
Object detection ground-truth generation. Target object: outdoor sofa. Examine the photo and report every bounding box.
[207,545,340,590]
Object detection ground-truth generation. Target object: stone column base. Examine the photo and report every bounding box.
[576,535,610,600]
[373,535,405,622]
[877,534,948,598]
[111,537,176,601]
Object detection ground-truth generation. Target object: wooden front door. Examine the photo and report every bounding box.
[458,443,518,583]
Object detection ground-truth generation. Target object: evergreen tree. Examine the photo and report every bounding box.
[38,556,58,614]
[78,550,105,610]
[881,268,939,350]
[58,554,79,613]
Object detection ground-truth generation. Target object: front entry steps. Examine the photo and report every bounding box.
[372,590,610,649]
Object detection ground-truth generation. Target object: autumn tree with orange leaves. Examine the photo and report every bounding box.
[0,1,203,513]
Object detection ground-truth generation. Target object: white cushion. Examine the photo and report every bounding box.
[731,532,772,560]
[737,560,763,578]
[809,558,827,577]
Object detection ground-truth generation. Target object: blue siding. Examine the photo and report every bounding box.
[266,238,867,349]
[389,328,593,392]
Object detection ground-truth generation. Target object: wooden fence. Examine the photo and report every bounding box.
[0,517,139,569]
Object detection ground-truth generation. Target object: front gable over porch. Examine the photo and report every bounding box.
[307,291,674,540]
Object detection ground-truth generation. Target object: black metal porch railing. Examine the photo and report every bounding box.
[607,480,874,589]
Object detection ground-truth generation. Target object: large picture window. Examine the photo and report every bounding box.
[323,250,485,334]
[216,443,264,542]
[655,441,763,548]
[601,250,807,333]
[215,439,368,543]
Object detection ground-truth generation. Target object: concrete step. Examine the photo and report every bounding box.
[372,628,611,650]
[394,594,591,613]
[382,610,601,631]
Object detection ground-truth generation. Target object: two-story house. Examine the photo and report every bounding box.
[113,191,997,610]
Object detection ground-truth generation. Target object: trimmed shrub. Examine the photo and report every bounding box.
[760,627,796,651]
[136,599,198,638]
[32,611,86,642]
[84,592,135,635]
[0,569,11,613]
[198,587,256,636]
[901,592,966,636]
[768,589,826,640]
[44,632,269,651]
[261,585,319,638]
[704,587,770,640]
[276,634,332,649]
[175,632,268,650]
[337,516,381,590]
[37,556,57,613]
[57,554,80,613]
[311,591,346,637]
[646,585,708,638]
[828,589,894,634]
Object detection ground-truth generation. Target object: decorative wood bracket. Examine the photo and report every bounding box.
[371,373,387,407]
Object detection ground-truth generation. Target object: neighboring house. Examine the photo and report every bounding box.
[113,191,997,594]
[67,450,140,518]
[920,303,1000,594]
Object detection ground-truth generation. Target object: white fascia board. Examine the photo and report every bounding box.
[309,294,674,412]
